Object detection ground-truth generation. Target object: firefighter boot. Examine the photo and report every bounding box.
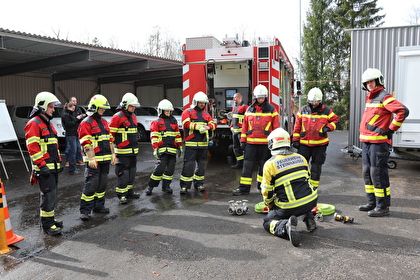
[368,207,390,217]
[145,186,154,195]
[162,181,173,194]
[127,190,140,199]
[118,196,128,204]
[231,160,243,169]
[304,217,317,232]
[359,204,376,211]
[286,215,300,247]
[54,219,63,228]
[44,225,62,236]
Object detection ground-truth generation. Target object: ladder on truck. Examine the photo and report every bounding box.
[256,42,270,92]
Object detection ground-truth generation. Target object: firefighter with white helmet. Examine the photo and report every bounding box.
[25,91,63,235]
[180,91,216,194]
[292,87,339,190]
[146,99,183,195]
[233,84,279,196]
[109,93,141,204]
[358,68,409,217]
[261,128,318,247]
[78,94,116,220]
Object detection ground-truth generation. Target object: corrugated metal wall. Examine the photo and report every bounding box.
[347,25,420,147]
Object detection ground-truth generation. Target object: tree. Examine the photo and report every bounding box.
[301,0,385,129]
[142,26,182,61]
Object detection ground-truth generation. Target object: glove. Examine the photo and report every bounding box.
[322,126,331,133]
[39,165,50,178]
[84,146,97,169]
[383,128,394,139]
[153,149,160,159]
[199,126,209,134]
[177,146,184,158]
[110,143,117,165]
[266,202,274,211]
[240,142,246,152]
[292,141,300,150]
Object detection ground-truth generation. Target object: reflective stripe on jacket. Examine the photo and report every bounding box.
[182,107,216,148]
[25,115,62,171]
[292,103,339,147]
[261,153,317,209]
[240,101,279,145]
[78,115,113,163]
[150,115,182,155]
[230,101,248,133]
[359,87,409,144]
[109,110,139,156]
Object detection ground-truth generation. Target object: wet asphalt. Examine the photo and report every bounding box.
[0,131,419,279]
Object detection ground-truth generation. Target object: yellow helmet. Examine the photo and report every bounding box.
[88,94,110,113]
[193,91,209,106]
[361,68,384,90]
[253,84,268,99]
[158,99,174,115]
[307,87,323,103]
[267,128,291,150]
[34,91,61,112]
[120,92,140,110]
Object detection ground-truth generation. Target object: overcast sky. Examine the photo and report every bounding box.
[1,0,418,62]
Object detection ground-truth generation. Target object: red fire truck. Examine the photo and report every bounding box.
[182,35,296,155]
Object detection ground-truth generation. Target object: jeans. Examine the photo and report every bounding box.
[65,136,78,173]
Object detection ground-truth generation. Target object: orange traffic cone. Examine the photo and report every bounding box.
[0,179,24,246]
[0,181,11,254]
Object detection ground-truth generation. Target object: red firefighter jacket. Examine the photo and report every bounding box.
[150,115,182,155]
[359,87,409,144]
[109,110,139,156]
[240,101,279,145]
[25,114,62,172]
[293,103,339,147]
[78,114,114,163]
[182,107,216,148]
[230,101,248,133]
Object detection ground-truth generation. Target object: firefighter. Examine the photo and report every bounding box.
[25,91,63,236]
[292,87,339,190]
[232,84,279,195]
[78,94,116,220]
[358,68,409,217]
[109,92,141,204]
[179,91,217,194]
[261,128,318,247]
[230,92,248,169]
[146,99,183,195]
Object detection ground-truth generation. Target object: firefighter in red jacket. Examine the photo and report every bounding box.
[230,92,248,169]
[109,92,141,204]
[358,68,409,217]
[146,99,183,195]
[233,84,280,195]
[78,94,116,220]
[292,87,339,190]
[180,91,216,194]
[262,128,318,247]
[25,91,63,236]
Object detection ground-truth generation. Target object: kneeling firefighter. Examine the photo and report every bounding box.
[261,128,318,247]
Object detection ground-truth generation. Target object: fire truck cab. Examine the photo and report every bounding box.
[182,35,295,156]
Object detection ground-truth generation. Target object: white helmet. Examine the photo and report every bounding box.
[87,94,110,113]
[158,99,174,115]
[253,84,268,99]
[120,92,140,110]
[267,128,291,150]
[193,91,209,107]
[307,87,323,103]
[34,91,61,112]
[361,68,384,90]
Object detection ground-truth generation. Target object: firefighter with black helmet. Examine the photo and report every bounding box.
[179,91,216,194]
[262,128,318,247]
[109,92,141,204]
[146,99,183,195]
[358,68,409,217]
[232,84,280,195]
[78,94,116,220]
[25,91,63,236]
[292,87,339,190]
